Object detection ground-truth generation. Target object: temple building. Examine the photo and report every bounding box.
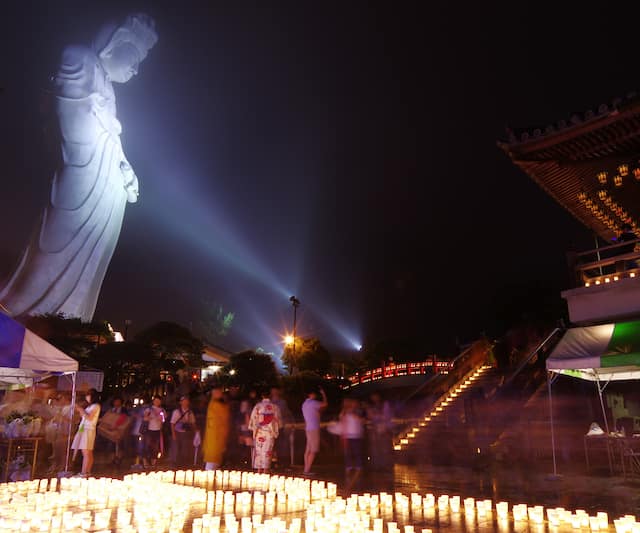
[500,94,640,325]
[501,95,640,454]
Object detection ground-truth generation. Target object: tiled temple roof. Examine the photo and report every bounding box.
[499,93,640,240]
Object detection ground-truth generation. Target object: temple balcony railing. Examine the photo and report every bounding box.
[564,238,640,324]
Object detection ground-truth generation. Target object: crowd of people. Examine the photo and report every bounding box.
[0,384,396,481]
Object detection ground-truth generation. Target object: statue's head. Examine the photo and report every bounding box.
[93,13,158,83]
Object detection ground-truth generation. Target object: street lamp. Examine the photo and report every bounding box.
[289,296,300,370]
[124,319,132,341]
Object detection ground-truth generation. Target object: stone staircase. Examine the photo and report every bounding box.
[394,364,505,465]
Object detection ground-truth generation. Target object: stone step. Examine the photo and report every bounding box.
[393,365,500,453]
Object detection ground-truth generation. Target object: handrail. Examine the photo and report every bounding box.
[393,341,490,428]
[401,344,474,404]
[345,358,451,387]
[392,362,486,429]
[575,238,640,258]
[576,250,640,271]
[568,240,640,286]
[504,327,563,387]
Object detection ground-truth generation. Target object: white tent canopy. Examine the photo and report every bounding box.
[1,311,79,473]
[545,320,640,476]
[546,321,640,382]
[0,312,78,388]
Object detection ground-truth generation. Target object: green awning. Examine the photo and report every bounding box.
[546,321,640,381]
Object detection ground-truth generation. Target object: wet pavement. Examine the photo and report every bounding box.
[305,463,639,516]
[78,452,640,518]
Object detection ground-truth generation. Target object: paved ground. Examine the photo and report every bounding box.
[68,450,640,519]
[308,462,640,517]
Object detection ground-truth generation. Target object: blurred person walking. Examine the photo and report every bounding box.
[366,392,394,470]
[46,393,74,474]
[202,385,229,470]
[270,386,294,470]
[239,389,258,467]
[302,387,327,476]
[340,397,365,491]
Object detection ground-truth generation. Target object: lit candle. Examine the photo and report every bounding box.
[449,496,460,513]
[464,498,475,514]
[597,512,609,530]
[571,514,582,529]
[496,502,509,519]
[438,495,449,511]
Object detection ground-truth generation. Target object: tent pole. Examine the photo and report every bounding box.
[595,375,613,474]
[593,232,604,277]
[547,371,558,477]
[595,376,610,435]
[64,372,76,473]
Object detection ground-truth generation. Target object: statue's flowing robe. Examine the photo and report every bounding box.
[0,45,130,321]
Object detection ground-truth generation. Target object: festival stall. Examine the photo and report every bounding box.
[0,312,78,477]
[546,320,640,475]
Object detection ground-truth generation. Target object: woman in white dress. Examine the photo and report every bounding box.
[72,389,101,477]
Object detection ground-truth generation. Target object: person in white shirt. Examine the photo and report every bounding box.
[301,387,327,475]
[71,389,101,477]
[143,396,166,467]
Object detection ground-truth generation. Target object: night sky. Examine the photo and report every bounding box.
[1,2,635,356]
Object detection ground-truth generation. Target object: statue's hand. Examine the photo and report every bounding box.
[120,160,139,203]
[125,176,139,203]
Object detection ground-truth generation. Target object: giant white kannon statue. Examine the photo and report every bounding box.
[0,14,157,322]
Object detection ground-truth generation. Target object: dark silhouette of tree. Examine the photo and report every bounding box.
[221,351,278,390]
[282,337,332,375]
[87,342,155,394]
[134,321,204,368]
[23,313,113,360]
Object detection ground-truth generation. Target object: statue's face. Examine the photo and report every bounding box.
[101,42,141,83]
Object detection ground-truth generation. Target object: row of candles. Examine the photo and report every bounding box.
[394,365,490,451]
[0,469,638,532]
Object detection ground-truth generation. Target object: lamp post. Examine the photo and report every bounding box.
[289,296,300,371]
[124,319,132,341]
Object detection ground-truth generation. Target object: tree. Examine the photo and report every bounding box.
[195,300,235,343]
[87,342,155,395]
[23,313,114,361]
[281,372,343,419]
[134,321,204,368]
[282,337,332,375]
[221,351,279,390]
